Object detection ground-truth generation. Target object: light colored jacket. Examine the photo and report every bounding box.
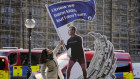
[41,43,64,79]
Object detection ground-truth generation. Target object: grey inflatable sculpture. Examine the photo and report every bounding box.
[78,32,117,79]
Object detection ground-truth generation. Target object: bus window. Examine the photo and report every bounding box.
[62,68,66,77]
[8,53,17,65]
[86,62,90,68]
[115,61,130,72]
[31,53,40,65]
[20,53,41,66]
[0,58,5,70]
[20,53,28,66]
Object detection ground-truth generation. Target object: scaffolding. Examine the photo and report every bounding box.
[0,0,140,57]
[0,0,61,51]
[73,0,140,55]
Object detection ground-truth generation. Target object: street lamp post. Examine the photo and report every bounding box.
[25,5,35,78]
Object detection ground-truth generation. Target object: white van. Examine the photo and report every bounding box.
[132,63,140,79]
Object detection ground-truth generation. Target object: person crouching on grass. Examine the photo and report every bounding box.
[39,40,64,79]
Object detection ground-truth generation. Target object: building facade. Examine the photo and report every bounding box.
[0,0,140,61]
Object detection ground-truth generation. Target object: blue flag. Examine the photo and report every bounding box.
[46,0,95,28]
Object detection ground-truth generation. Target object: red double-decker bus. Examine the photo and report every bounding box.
[57,50,134,79]
[0,48,134,79]
[0,49,42,79]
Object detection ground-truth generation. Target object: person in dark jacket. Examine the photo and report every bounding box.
[66,26,87,79]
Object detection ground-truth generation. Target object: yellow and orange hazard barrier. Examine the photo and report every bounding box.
[123,72,133,79]
[13,66,40,77]
[31,66,40,72]
[0,70,9,79]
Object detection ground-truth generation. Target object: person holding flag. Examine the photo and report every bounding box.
[66,26,87,79]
